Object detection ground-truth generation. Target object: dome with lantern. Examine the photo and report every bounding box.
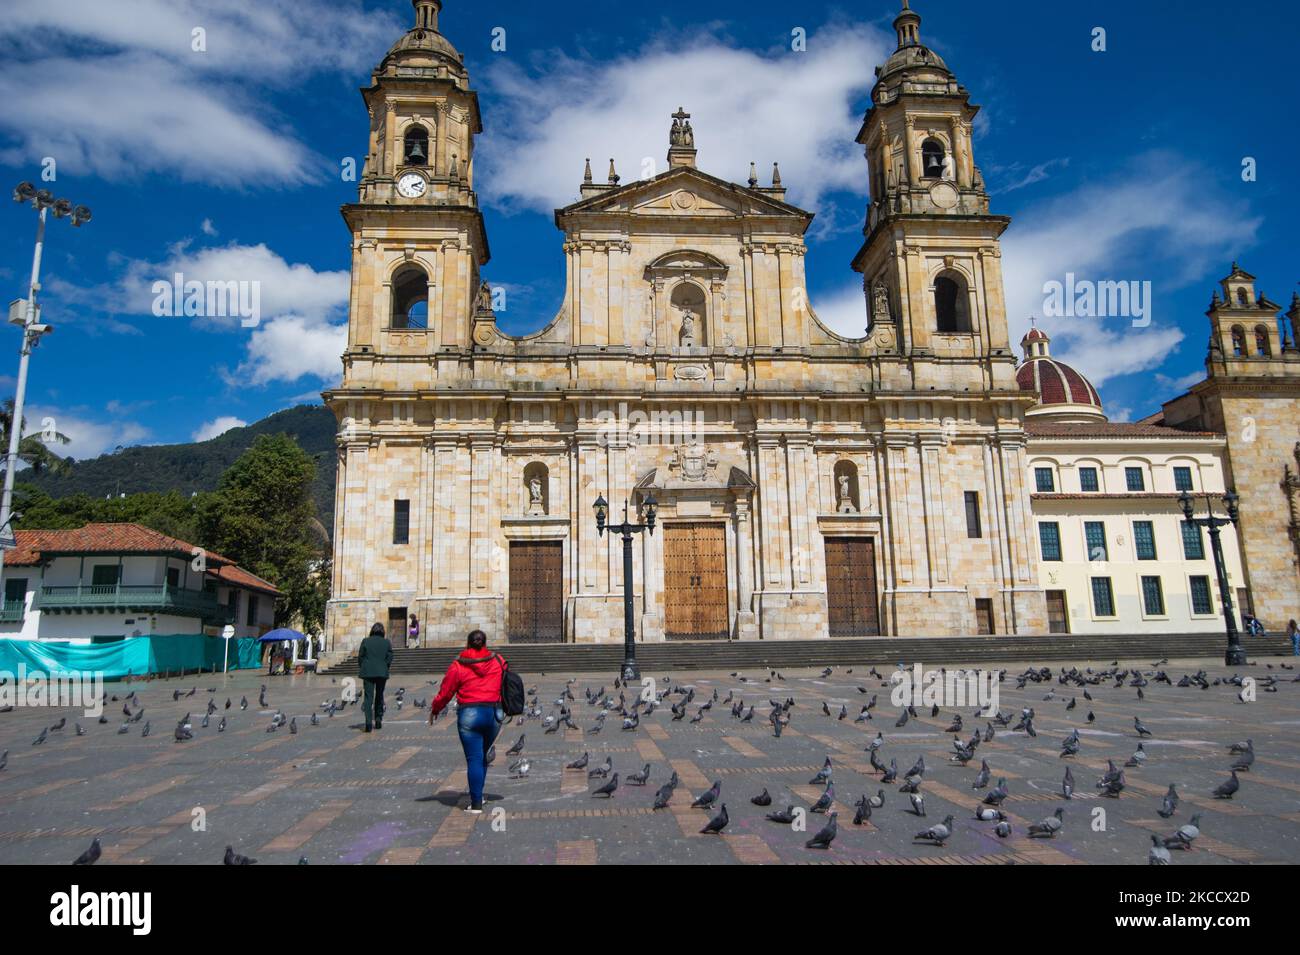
[1015,322,1107,422]
[377,1,467,79]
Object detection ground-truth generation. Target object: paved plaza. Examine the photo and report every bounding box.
[1,654,1298,865]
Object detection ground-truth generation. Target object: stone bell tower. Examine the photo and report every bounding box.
[343,0,489,374]
[1162,264,1300,627]
[851,0,1017,394]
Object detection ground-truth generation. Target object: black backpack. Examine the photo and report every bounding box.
[495,654,526,717]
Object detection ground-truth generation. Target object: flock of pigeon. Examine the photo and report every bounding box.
[482,657,1292,862]
[4,653,1293,865]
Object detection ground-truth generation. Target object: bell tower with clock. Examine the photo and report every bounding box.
[342,0,489,366]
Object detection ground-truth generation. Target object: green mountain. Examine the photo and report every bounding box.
[23,404,339,525]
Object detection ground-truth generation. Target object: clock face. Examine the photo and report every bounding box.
[397,173,427,198]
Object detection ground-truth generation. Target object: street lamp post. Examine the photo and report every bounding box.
[1179,488,1245,666]
[0,183,91,594]
[593,492,657,683]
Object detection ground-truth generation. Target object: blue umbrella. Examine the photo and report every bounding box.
[258,628,307,643]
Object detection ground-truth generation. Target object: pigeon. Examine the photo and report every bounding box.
[806,812,838,849]
[974,805,1006,822]
[1028,808,1065,838]
[810,757,832,785]
[867,789,885,809]
[626,763,652,786]
[141,721,151,738]
[289,718,298,735]
[1062,766,1075,800]
[1134,716,1153,738]
[751,787,772,807]
[766,805,797,824]
[994,821,1011,839]
[32,727,48,746]
[1125,743,1147,768]
[972,760,991,790]
[692,780,721,810]
[218,716,227,733]
[223,845,257,865]
[1158,784,1179,819]
[566,752,589,771]
[699,804,729,834]
[240,697,248,710]
[1228,738,1253,754]
[983,779,1009,806]
[592,773,619,798]
[508,758,530,779]
[853,797,872,826]
[1212,771,1240,799]
[908,792,926,817]
[1163,814,1202,850]
[914,815,955,846]
[810,784,834,814]
[0,750,7,771]
[51,718,66,732]
[117,723,130,735]
[1230,743,1255,772]
[588,756,612,779]
[1148,834,1171,865]
[652,785,674,810]
[72,838,102,865]
[174,721,193,742]
[506,735,525,756]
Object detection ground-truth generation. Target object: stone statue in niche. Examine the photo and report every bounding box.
[837,473,857,514]
[941,152,955,181]
[677,305,697,348]
[526,476,546,516]
[872,283,892,325]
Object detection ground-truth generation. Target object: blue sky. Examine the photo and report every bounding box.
[0,0,1295,460]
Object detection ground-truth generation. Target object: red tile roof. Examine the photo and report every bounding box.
[6,523,280,595]
[1025,420,1224,439]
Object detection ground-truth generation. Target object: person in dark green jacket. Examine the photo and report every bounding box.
[357,622,393,732]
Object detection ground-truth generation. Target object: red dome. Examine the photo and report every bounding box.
[1015,324,1106,421]
[1017,357,1103,409]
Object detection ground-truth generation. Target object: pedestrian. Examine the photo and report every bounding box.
[1243,612,1265,637]
[358,622,393,733]
[1289,619,1299,657]
[429,629,507,814]
[408,613,420,649]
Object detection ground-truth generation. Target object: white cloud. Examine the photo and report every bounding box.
[201,218,218,237]
[232,315,346,386]
[990,157,1070,195]
[1000,152,1261,387]
[191,415,247,441]
[0,0,401,186]
[479,22,890,214]
[811,283,869,338]
[24,404,151,461]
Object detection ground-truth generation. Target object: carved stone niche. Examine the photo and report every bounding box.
[644,250,729,354]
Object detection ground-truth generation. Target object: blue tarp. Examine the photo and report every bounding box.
[0,634,263,680]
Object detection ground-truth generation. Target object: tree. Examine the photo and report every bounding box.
[0,398,71,476]
[196,434,329,631]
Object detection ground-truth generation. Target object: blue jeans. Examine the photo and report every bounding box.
[457,704,503,805]
[1292,634,1299,656]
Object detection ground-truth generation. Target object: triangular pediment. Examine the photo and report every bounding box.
[556,166,812,223]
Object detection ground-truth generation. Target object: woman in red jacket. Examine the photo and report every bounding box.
[429,629,506,813]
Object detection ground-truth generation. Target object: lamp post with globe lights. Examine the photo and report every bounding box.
[1178,488,1246,666]
[594,492,657,682]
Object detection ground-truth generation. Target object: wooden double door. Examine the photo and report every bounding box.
[663,523,730,641]
[824,537,881,637]
[508,541,564,643]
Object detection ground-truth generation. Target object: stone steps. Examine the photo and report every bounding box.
[322,633,1295,676]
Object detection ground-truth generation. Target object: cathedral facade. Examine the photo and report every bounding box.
[324,0,1047,653]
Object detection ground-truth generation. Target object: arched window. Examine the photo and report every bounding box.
[1236,287,1249,306]
[934,271,971,333]
[1254,325,1272,356]
[391,265,429,329]
[403,125,429,166]
[921,139,946,179]
[1230,325,1246,357]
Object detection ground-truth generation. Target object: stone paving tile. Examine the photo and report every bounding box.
[0,657,1298,865]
